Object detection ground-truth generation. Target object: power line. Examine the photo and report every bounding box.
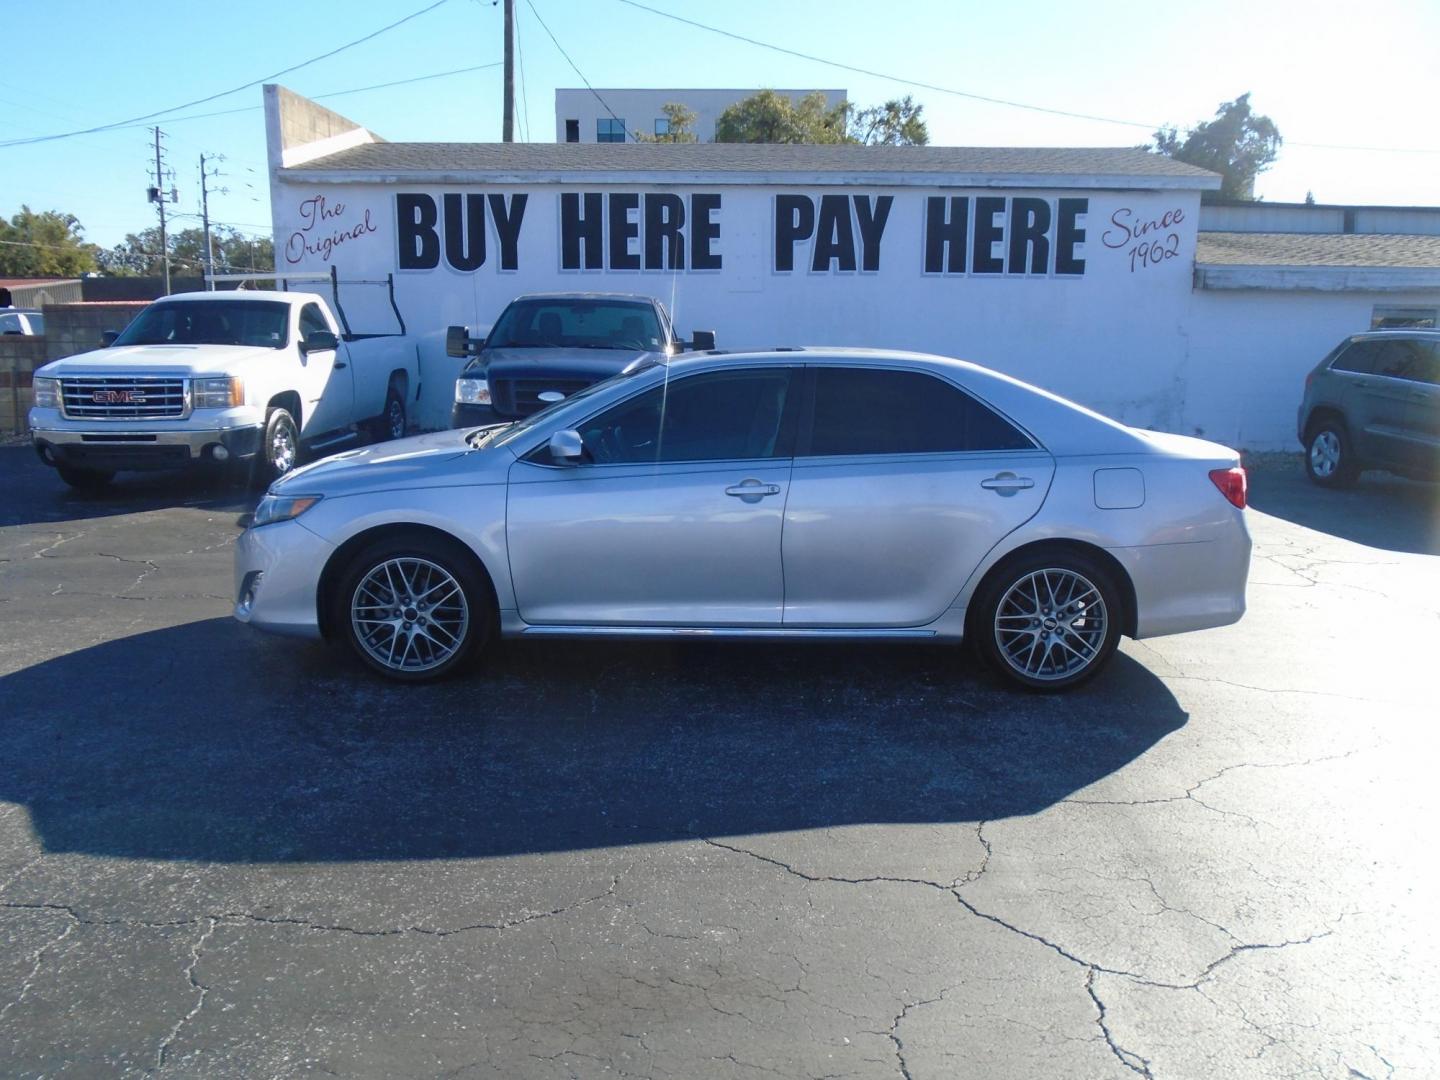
[514,2,531,141]
[0,0,452,149]
[526,0,633,141]
[73,62,505,136]
[612,0,1440,155]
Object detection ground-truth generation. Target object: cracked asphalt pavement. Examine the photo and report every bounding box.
[1,444,1437,1079]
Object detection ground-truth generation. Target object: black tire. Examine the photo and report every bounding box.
[970,549,1123,692]
[259,406,300,485]
[1304,420,1359,488]
[371,384,406,443]
[331,532,494,682]
[56,465,113,490]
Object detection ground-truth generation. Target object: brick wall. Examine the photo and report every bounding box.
[0,302,148,434]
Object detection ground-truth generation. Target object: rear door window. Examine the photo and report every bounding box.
[1373,338,1432,383]
[1331,341,1380,375]
[803,368,1035,456]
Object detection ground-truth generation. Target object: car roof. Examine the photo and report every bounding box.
[1348,329,1440,341]
[509,292,657,304]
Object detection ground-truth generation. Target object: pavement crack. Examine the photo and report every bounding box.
[151,916,216,1073]
[1086,969,1153,1078]
[702,838,951,891]
[0,909,78,1023]
[887,989,948,1080]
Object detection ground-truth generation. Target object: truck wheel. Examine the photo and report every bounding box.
[57,466,113,490]
[373,385,406,442]
[331,532,493,682]
[261,407,299,482]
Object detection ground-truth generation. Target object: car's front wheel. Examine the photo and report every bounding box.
[1305,422,1359,488]
[332,533,493,681]
[971,551,1122,692]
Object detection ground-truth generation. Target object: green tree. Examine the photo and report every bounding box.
[715,90,850,144]
[635,102,699,143]
[97,226,274,277]
[0,206,101,276]
[847,95,929,146]
[1152,93,1282,202]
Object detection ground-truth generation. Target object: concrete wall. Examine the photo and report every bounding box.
[553,89,846,142]
[0,302,148,434]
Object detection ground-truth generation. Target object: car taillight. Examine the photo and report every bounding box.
[1209,466,1247,509]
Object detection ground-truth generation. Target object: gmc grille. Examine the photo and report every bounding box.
[60,377,188,420]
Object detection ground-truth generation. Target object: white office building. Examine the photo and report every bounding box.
[553,88,847,143]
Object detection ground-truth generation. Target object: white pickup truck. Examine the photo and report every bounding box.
[28,282,418,489]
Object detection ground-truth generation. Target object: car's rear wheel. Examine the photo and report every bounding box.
[332,534,492,681]
[1305,422,1358,488]
[56,465,113,490]
[972,551,1122,692]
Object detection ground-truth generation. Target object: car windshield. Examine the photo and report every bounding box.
[111,300,289,349]
[486,299,664,351]
[483,359,665,450]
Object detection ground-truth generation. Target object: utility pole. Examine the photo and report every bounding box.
[148,128,177,295]
[502,0,515,142]
[199,154,227,289]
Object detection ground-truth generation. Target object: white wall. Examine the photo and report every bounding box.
[268,175,1433,448]
[553,89,846,142]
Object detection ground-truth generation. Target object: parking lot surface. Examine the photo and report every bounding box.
[2,445,1438,1079]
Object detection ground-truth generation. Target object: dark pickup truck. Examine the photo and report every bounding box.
[448,292,715,428]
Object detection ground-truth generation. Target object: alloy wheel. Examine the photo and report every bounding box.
[350,557,469,673]
[1309,430,1340,478]
[993,568,1109,682]
[270,421,297,474]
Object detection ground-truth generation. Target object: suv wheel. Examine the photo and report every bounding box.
[1305,422,1358,488]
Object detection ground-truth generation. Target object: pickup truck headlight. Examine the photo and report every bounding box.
[455,377,491,405]
[193,376,244,408]
[252,493,323,528]
[32,377,60,409]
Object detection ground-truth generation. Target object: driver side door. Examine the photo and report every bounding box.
[505,366,800,626]
[293,302,353,438]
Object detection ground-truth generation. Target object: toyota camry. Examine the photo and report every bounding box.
[233,349,1250,691]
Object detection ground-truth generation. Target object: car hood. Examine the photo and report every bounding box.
[474,346,664,380]
[37,344,281,378]
[273,427,511,497]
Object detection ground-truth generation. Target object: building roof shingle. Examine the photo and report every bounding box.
[283,142,1220,188]
[1196,232,1440,268]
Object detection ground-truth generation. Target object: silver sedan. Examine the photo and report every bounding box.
[233,349,1251,691]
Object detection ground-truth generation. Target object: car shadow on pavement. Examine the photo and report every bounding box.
[0,446,259,528]
[0,617,1188,863]
[1246,455,1440,556]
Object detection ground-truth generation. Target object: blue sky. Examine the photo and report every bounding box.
[3,0,1437,251]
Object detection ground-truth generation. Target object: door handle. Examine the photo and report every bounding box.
[332,361,348,369]
[980,472,1035,496]
[725,478,782,500]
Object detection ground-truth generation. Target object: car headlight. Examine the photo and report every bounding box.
[455,377,491,405]
[251,493,323,528]
[32,376,60,409]
[193,376,244,408]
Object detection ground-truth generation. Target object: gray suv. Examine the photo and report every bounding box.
[1298,331,1440,486]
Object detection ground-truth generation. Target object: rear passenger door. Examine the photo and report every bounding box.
[1331,339,1413,468]
[781,366,1054,628]
[1397,340,1440,475]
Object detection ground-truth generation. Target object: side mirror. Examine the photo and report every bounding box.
[100,330,120,347]
[447,324,484,358]
[548,429,584,464]
[688,330,717,352]
[301,329,338,353]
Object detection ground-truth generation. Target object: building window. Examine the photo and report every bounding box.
[654,117,671,138]
[1372,306,1437,329]
[597,118,627,143]
[564,119,579,143]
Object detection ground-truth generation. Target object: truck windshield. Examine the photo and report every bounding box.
[486,299,664,351]
[111,300,290,349]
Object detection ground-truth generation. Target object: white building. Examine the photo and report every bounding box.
[265,85,1440,443]
[553,88,846,143]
